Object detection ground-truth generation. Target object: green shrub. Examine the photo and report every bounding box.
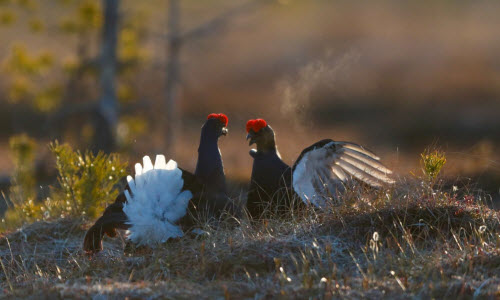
[48,141,128,219]
[1,141,128,232]
[1,134,41,231]
[8,134,37,204]
[420,148,446,183]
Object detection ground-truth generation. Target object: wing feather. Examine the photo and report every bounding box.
[339,155,394,183]
[340,148,393,174]
[331,165,348,181]
[336,160,383,187]
[292,140,394,207]
[335,142,380,160]
[318,166,342,199]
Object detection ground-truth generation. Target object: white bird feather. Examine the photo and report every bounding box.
[293,141,394,208]
[123,155,192,246]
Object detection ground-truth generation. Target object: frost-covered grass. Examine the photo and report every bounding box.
[1,175,499,299]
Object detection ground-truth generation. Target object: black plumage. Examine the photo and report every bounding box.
[83,114,235,254]
[245,119,394,219]
[246,125,297,218]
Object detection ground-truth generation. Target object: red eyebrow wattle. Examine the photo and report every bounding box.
[246,119,267,133]
[207,113,228,127]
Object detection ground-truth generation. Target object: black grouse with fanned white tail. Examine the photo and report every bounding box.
[245,119,394,218]
[83,113,237,254]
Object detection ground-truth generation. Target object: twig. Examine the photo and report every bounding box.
[0,256,13,293]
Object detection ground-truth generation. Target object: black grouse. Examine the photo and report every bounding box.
[83,113,235,253]
[245,118,394,218]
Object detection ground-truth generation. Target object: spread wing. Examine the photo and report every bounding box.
[291,139,394,208]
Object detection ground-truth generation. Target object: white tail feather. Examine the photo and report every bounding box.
[123,155,192,246]
[154,154,166,169]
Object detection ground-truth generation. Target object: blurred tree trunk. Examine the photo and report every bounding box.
[165,0,181,158]
[161,0,262,157]
[94,0,120,153]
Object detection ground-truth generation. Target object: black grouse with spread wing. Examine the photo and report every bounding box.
[245,119,394,218]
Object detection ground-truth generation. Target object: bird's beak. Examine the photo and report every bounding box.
[221,127,228,136]
[246,132,256,146]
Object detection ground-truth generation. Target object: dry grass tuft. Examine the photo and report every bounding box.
[1,176,499,299]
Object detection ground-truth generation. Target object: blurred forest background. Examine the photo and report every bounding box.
[0,0,499,214]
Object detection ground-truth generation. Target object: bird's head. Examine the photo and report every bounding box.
[246,119,276,151]
[205,113,229,138]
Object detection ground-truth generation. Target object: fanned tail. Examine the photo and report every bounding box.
[123,155,193,246]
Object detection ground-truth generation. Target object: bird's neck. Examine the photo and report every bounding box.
[198,131,218,149]
[195,128,226,191]
[256,138,277,154]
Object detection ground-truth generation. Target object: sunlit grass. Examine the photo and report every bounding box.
[1,167,499,298]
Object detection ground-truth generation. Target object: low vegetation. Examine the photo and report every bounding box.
[1,139,127,232]
[0,147,499,298]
